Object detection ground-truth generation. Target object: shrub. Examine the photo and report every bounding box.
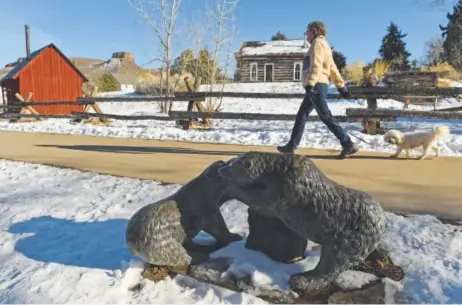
[343,61,364,85]
[420,62,461,81]
[435,79,452,87]
[135,80,162,95]
[96,73,118,92]
[372,59,392,82]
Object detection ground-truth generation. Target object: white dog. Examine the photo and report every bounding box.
[383,125,450,160]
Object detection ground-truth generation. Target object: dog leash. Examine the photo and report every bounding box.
[346,131,377,147]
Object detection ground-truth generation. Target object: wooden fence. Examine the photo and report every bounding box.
[1,86,462,134]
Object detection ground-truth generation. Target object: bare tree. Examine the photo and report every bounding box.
[424,36,445,65]
[204,0,239,111]
[170,15,207,99]
[128,0,183,113]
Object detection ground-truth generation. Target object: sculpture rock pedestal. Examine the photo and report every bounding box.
[245,209,307,263]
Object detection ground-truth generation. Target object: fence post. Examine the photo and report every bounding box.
[180,76,210,130]
[361,66,381,135]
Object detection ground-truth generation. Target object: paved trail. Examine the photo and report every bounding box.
[0,131,461,219]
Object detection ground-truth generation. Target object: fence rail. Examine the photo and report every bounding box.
[1,110,399,123]
[167,111,348,122]
[2,89,462,128]
[180,87,462,99]
[1,113,82,119]
[78,95,206,103]
[434,106,462,112]
[346,108,462,120]
[168,110,396,123]
[9,100,95,107]
[5,85,462,108]
[72,112,175,121]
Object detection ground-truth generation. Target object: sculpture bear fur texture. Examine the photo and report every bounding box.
[125,160,242,268]
[218,151,386,293]
[245,209,308,263]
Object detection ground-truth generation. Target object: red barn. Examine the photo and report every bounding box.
[0,43,88,115]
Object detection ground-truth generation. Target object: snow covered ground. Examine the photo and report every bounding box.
[0,159,461,303]
[0,82,461,156]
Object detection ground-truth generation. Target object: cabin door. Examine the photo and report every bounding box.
[264,64,274,82]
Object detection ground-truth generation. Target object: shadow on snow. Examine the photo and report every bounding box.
[8,216,135,270]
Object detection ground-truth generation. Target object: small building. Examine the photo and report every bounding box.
[234,39,310,83]
[0,43,88,115]
[110,72,137,92]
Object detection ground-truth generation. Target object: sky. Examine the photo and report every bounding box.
[0,0,458,73]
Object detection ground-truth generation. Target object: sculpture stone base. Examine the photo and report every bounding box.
[245,209,308,263]
[139,253,405,304]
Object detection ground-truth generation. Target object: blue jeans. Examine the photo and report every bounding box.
[288,83,352,149]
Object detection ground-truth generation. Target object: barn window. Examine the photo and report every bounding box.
[250,63,258,81]
[293,62,302,81]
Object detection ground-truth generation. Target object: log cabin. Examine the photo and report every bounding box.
[234,38,310,83]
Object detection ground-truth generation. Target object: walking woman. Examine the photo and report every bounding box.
[277,21,358,159]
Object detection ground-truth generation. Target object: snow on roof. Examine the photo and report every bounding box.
[239,39,310,56]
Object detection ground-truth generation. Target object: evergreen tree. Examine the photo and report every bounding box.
[331,46,347,71]
[378,22,412,71]
[96,73,118,92]
[171,49,195,75]
[439,0,462,70]
[271,31,287,41]
[171,48,222,83]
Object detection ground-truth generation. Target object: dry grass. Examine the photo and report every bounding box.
[343,61,364,85]
[135,72,193,95]
[81,81,98,97]
[343,59,391,85]
[372,59,392,82]
[420,62,461,81]
[435,78,452,87]
[204,97,223,112]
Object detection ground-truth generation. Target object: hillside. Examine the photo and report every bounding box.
[0,51,158,83]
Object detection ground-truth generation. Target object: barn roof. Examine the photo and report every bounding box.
[1,43,88,83]
[237,39,310,56]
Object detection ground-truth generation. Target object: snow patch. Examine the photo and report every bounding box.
[239,39,309,56]
[0,82,461,157]
[1,159,461,303]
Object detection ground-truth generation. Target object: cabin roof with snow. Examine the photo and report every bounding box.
[236,39,310,57]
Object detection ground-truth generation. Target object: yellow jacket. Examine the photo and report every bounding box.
[302,35,345,89]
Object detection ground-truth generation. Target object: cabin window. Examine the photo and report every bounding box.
[293,62,302,81]
[250,63,258,81]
